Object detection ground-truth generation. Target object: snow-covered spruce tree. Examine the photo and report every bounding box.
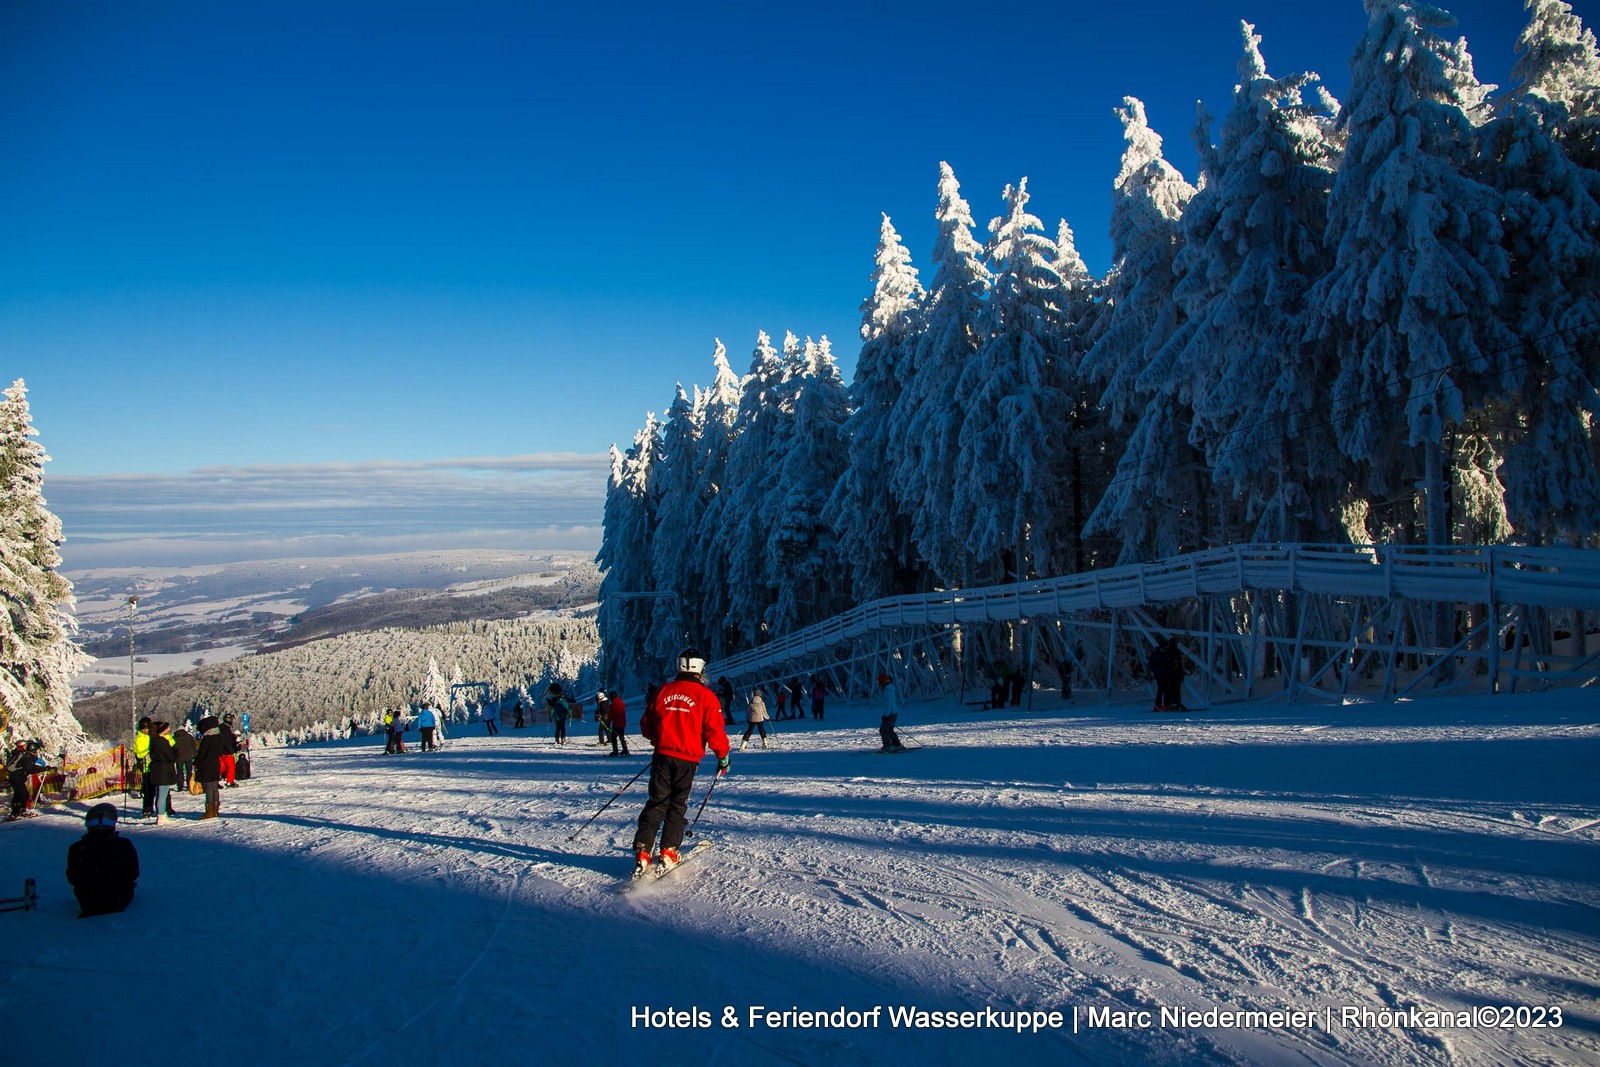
[0,379,88,754]
[596,415,661,692]
[891,162,991,586]
[1487,0,1600,544]
[951,178,1073,583]
[765,336,851,636]
[1306,0,1515,547]
[716,332,787,649]
[648,384,705,666]
[1080,97,1199,562]
[1166,23,1347,544]
[830,213,926,605]
[692,340,742,659]
[421,656,449,711]
[1512,0,1600,169]
[1051,219,1113,572]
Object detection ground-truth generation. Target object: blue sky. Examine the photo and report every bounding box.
[0,0,1555,567]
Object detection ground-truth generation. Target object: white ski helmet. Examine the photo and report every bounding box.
[677,648,708,678]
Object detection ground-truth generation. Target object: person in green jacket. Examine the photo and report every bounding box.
[132,718,154,818]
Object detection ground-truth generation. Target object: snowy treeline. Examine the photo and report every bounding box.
[597,1,1600,694]
[72,614,599,747]
[0,378,90,755]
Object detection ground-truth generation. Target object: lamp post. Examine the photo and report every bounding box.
[127,595,140,730]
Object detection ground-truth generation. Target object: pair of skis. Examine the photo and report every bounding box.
[620,839,713,892]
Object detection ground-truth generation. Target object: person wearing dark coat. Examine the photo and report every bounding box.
[218,716,241,787]
[1148,637,1186,711]
[147,722,180,823]
[67,803,139,917]
[173,727,197,790]
[7,741,48,819]
[194,716,230,819]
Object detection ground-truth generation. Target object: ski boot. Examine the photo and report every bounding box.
[657,847,681,874]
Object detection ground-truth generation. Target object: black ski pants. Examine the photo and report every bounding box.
[633,753,699,854]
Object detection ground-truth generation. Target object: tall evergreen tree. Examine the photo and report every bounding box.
[648,385,705,664]
[891,162,991,585]
[1167,23,1346,543]
[1081,97,1199,561]
[831,214,925,605]
[717,332,786,647]
[767,337,852,635]
[0,379,88,753]
[595,415,660,690]
[1488,0,1600,543]
[951,179,1072,581]
[1307,0,1515,546]
[694,340,743,657]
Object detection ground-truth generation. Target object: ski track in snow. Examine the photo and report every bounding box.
[3,691,1599,1066]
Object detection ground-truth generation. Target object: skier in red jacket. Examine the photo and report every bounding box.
[632,648,730,876]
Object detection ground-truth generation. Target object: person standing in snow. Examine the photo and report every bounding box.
[148,722,180,823]
[545,684,571,746]
[876,674,904,752]
[631,648,730,876]
[716,677,735,725]
[7,741,49,820]
[605,691,630,757]
[66,803,139,917]
[512,700,526,729]
[810,677,827,720]
[594,691,612,746]
[483,700,500,736]
[218,714,240,787]
[133,717,154,818]
[174,725,197,792]
[774,683,788,720]
[194,716,230,819]
[1148,637,1186,711]
[417,704,438,751]
[739,687,770,750]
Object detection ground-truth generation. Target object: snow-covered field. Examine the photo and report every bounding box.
[3,690,1597,1066]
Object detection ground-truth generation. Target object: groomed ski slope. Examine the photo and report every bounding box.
[3,690,1598,1066]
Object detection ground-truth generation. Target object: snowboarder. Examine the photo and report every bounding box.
[66,803,139,917]
[605,691,630,757]
[631,648,730,876]
[739,687,770,750]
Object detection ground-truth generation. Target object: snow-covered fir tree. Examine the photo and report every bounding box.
[421,656,449,710]
[1167,23,1346,543]
[596,415,660,692]
[716,332,787,647]
[830,213,925,605]
[1512,0,1600,168]
[693,340,743,658]
[951,178,1073,582]
[0,379,89,755]
[891,162,991,585]
[1307,0,1515,546]
[1051,219,1113,572]
[647,384,705,665]
[1488,0,1600,543]
[765,336,851,635]
[1081,97,1199,562]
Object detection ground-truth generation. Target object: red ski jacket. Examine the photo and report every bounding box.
[607,695,627,732]
[641,679,728,764]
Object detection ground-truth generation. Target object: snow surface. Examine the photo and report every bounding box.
[3,690,1598,1066]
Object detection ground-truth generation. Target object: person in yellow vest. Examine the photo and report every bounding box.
[133,717,154,819]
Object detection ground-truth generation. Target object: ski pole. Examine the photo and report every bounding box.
[685,772,722,839]
[565,763,649,842]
